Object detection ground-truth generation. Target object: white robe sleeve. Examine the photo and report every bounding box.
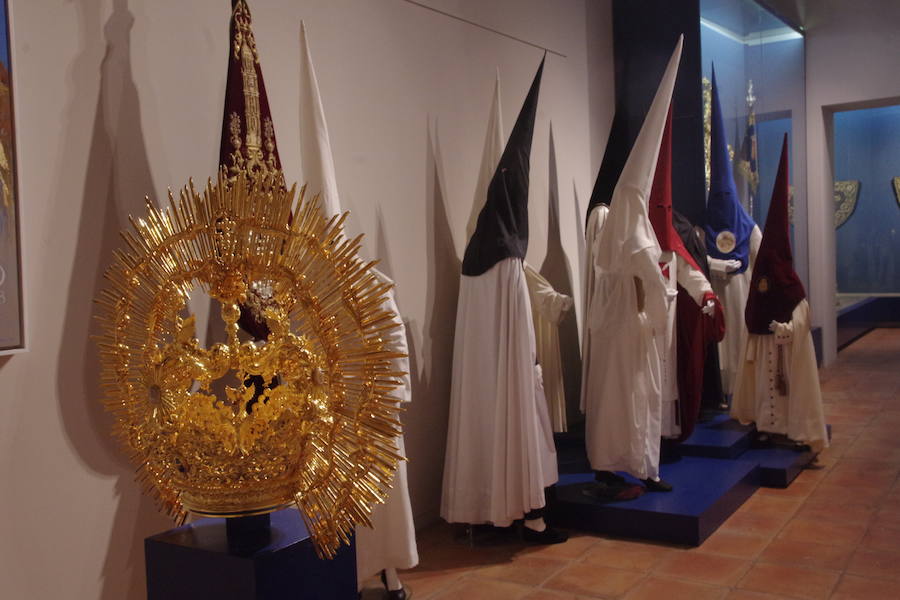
[675,256,713,306]
[524,263,573,325]
[785,300,829,452]
[708,257,732,278]
[632,250,668,335]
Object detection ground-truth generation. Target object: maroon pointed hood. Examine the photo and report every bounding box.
[648,107,701,273]
[219,0,282,181]
[745,135,805,334]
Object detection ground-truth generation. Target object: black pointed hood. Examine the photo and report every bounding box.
[462,57,544,276]
[586,106,629,226]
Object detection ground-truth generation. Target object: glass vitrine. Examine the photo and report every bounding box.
[699,0,807,288]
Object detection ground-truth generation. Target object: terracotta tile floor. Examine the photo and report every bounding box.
[379,329,900,600]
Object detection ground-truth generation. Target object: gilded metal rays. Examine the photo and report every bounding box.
[95,171,404,557]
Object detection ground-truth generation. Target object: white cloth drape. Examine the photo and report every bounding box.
[441,258,558,526]
[354,271,419,580]
[524,263,573,432]
[709,225,762,395]
[731,299,828,452]
[580,204,609,415]
[296,23,417,579]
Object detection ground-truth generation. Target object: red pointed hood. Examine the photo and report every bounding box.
[745,135,805,334]
[648,107,701,273]
[219,0,282,182]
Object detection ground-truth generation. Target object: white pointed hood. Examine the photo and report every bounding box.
[595,36,683,273]
[298,23,392,289]
[466,70,505,241]
[299,21,342,218]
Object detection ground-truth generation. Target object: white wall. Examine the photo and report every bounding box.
[0,1,613,598]
[803,0,900,364]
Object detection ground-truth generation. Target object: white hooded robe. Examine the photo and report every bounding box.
[731,299,828,451]
[583,37,683,481]
[441,258,558,526]
[296,22,417,578]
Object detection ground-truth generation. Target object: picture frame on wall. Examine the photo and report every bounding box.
[0,0,23,355]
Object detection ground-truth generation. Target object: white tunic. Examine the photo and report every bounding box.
[708,225,762,395]
[730,299,828,452]
[583,257,667,480]
[441,258,558,526]
[657,253,714,438]
[355,271,418,580]
[581,36,682,481]
[580,204,609,414]
[524,263,573,432]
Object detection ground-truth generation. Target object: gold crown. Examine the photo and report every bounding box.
[95,171,404,557]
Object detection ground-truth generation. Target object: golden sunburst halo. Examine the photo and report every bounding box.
[94,169,404,557]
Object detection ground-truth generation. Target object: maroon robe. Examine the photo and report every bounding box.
[648,109,725,442]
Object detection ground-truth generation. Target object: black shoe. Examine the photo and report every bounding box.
[643,478,673,492]
[522,524,568,545]
[386,587,410,600]
[379,571,411,600]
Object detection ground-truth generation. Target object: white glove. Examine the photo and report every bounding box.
[768,320,793,344]
[723,259,742,273]
[702,300,716,316]
[561,295,574,312]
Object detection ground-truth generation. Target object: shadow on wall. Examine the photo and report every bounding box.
[401,119,460,525]
[56,1,171,599]
[539,126,582,428]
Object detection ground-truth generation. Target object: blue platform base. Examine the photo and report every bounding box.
[145,509,357,600]
[743,447,816,488]
[549,457,759,546]
[550,416,825,546]
[680,413,754,459]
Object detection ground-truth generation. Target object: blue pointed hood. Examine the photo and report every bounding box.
[704,66,755,273]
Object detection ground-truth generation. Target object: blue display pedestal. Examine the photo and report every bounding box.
[145,509,357,600]
[550,457,759,546]
[680,413,754,459]
[550,417,825,545]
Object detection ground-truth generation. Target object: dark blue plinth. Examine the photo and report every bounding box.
[549,457,759,546]
[742,447,816,488]
[555,430,591,475]
[680,414,755,459]
[145,509,357,600]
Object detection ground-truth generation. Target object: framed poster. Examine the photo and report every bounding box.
[0,0,23,354]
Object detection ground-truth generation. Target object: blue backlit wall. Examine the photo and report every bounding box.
[834,105,900,294]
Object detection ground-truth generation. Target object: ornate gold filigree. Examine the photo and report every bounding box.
[231,0,258,62]
[226,0,278,183]
[95,171,405,557]
[703,76,711,192]
[834,179,859,228]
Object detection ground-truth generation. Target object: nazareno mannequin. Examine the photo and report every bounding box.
[441,57,567,545]
[582,37,684,501]
[730,136,829,455]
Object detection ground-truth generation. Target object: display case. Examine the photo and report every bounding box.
[833,105,900,302]
[699,0,807,290]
